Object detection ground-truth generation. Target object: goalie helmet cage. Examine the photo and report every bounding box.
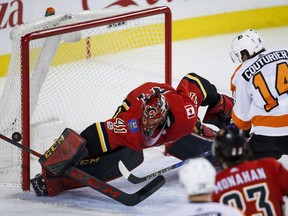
[0,6,172,191]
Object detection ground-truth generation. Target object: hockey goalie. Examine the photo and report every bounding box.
[30,72,234,197]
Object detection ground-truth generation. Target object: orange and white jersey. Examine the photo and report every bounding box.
[230,48,288,136]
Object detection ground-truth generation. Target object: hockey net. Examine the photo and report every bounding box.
[0,6,171,190]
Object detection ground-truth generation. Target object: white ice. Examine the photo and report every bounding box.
[0,26,288,216]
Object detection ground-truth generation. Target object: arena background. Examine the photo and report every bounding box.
[0,0,287,77]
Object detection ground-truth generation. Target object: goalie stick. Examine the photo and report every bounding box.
[119,133,213,184]
[0,133,165,206]
[119,149,212,184]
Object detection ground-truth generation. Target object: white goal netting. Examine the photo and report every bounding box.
[0,6,171,189]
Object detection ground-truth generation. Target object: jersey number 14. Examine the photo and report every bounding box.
[253,62,288,112]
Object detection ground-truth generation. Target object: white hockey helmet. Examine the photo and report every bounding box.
[179,157,216,196]
[230,29,265,63]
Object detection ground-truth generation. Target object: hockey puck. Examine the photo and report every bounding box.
[12,132,22,142]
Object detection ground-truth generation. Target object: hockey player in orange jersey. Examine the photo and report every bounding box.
[229,29,288,159]
[31,72,234,196]
[212,125,288,216]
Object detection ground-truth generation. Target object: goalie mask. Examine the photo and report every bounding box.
[230,29,265,63]
[141,93,169,139]
[212,125,250,166]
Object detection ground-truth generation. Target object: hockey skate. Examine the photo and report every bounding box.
[30,173,48,196]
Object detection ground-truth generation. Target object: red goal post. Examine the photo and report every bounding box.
[0,6,171,191]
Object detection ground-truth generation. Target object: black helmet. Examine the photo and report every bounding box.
[212,125,250,165]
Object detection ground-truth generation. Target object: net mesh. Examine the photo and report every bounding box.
[0,6,170,188]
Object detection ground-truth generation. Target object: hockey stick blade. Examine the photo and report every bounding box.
[0,133,165,206]
[119,149,212,184]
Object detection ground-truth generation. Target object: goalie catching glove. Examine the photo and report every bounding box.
[203,94,234,129]
[193,117,216,139]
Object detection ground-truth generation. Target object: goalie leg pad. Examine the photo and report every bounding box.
[39,128,88,176]
[31,147,144,196]
[77,146,144,182]
[43,169,85,196]
[31,168,86,197]
[165,134,215,164]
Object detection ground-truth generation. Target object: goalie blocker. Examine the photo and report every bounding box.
[31,128,144,196]
[38,128,88,176]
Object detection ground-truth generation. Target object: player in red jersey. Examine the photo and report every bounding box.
[81,73,231,154]
[212,125,288,216]
[31,72,234,196]
[166,157,244,216]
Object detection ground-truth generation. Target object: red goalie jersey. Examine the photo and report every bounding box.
[106,82,200,150]
[80,73,222,156]
[212,157,288,216]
